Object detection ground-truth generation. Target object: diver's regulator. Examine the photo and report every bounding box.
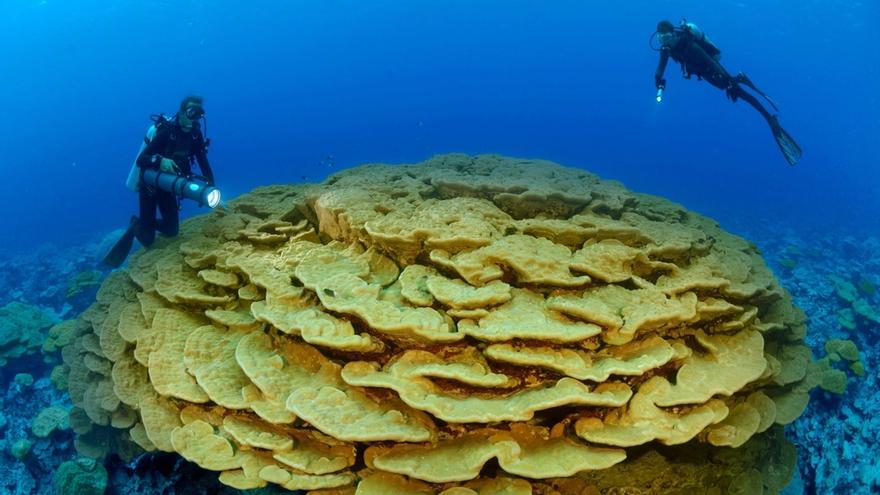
[141,169,222,208]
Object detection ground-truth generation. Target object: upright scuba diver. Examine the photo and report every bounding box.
[653,20,802,166]
[102,95,219,268]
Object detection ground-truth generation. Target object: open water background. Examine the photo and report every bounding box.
[0,0,877,251]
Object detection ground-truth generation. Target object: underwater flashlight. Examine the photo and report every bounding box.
[656,87,664,103]
[141,169,222,208]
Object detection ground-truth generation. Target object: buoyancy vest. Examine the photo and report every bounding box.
[125,114,205,191]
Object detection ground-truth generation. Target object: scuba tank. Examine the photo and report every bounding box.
[125,115,168,192]
[681,20,721,60]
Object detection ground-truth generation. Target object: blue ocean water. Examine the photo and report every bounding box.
[0,1,878,493]
[0,0,877,250]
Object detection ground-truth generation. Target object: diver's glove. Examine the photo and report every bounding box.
[159,158,180,174]
[655,76,666,90]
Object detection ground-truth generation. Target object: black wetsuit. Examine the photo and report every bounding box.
[134,115,214,246]
[654,29,773,121]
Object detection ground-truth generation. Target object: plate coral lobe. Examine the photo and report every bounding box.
[60,154,818,494]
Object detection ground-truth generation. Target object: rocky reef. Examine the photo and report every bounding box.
[728,221,880,493]
[58,154,818,494]
[0,241,107,320]
[0,375,76,494]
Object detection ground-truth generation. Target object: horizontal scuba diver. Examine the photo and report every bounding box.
[102,95,217,268]
[653,20,802,165]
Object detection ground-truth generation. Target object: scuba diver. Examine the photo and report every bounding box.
[102,95,218,268]
[652,20,802,166]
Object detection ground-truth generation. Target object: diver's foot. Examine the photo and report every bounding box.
[102,217,140,268]
[126,215,140,238]
[735,71,752,86]
[738,72,780,112]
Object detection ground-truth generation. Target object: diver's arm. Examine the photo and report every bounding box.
[655,49,670,89]
[136,126,171,170]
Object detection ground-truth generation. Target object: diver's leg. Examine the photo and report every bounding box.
[734,72,779,112]
[155,191,180,237]
[730,86,774,122]
[699,52,734,90]
[734,72,754,89]
[135,189,157,247]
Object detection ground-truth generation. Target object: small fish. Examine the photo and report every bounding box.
[319,154,337,168]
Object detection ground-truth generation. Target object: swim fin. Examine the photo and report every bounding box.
[102,216,139,268]
[769,116,802,166]
[737,72,779,112]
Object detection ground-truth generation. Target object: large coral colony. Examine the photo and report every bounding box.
[60,154,819,494]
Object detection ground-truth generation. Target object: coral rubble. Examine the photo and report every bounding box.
[61,154,817,494]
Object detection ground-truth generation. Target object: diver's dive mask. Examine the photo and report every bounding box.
[185,106,205,120]
[657,31,676,47]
